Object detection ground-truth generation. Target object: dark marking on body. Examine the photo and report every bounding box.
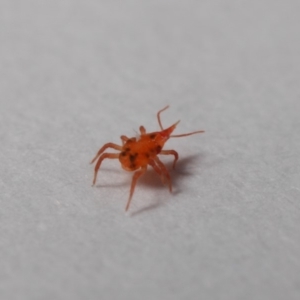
[150,148,156,155]
[129,153,138,163]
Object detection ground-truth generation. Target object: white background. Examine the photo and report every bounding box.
[1,1,300,299]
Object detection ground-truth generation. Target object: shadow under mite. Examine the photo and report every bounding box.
[93,153,205,193]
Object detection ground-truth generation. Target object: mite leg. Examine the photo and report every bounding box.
[126,166,147,211]
[148,159,167,185]
[156,105,169,130]
[154,156,172,193]
[92,153,119,185]
[159,149,179,169]
[139,126,146,135]
[171,130,204,138]
[90,143,122,164]
[120,135,129,145]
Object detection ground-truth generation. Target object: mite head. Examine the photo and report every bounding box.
[152,120,180,149]
[153,105,205,149]
[154,119,205,150]
[159,120,180,140]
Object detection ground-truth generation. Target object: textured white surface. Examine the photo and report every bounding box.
[1,0,300,299]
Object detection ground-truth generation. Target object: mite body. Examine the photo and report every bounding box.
[90,106,204,211]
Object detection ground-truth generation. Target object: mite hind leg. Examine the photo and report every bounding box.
[120,135,129,145]
[159,149,178,169]
[126,165,147,211]
[92,153,119,185]
[90,143,122,164]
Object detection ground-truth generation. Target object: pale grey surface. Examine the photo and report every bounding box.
[1,0,300,299]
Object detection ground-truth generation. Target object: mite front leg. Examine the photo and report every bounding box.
[148,159,167,185]
[154,156,172,192]
[159,149,179,169]
[90,143,122,164]
[125,165,147,211]
[156,105,169,130]
[92,153,119,185]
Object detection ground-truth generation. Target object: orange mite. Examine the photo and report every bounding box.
[90,105,204,211]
